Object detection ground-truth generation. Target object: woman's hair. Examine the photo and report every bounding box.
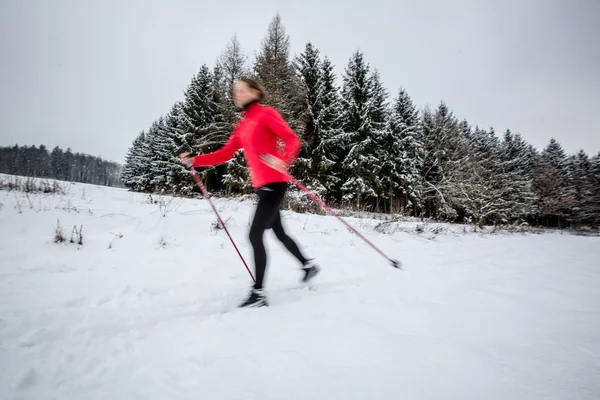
[239,77,267,102]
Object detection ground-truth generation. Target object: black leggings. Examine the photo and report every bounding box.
[249,182,308,289]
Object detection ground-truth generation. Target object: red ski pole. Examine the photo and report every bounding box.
[260,154,402,270]
[188,166,255,282]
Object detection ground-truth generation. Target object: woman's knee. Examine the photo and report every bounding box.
[249,224,264,245]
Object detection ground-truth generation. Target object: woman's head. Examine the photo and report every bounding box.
[233,78,266,108]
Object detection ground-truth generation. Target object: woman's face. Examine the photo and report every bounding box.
[233,81,259,108]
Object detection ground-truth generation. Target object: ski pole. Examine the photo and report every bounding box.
[260,154,402,270]
[180,149,255,282]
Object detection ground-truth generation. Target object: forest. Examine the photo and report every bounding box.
[0,144,123,188]
[117,14,599,229]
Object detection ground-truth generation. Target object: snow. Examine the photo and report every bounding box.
[1,174,599,399]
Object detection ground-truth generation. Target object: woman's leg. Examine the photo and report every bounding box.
[248,186,282,290]
[271,212,308,264]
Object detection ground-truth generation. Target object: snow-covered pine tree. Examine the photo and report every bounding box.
[121,131,148,190]
[497,130,537,222]
[50,146,64,181]
[336,51,384,210]
[142,101,198,195]
[387,87,423,215]
[465,125,508,225]
[62,148,74,181]
[214,35,252,195]
[165,102,199,195]
[420,101,463,220]
[31,145,51,178]
[418,106,437,218]
[565,149,596,228]
[585,152,600,227]
[367,69,392,212]
[135,119,164,192]
[253,13,304,134]
[177,65,228,192]
[217,34,248,95]
[147,116,175,192]
[532,138,573,227]
[294,42,323,187]
[313,56,342,202]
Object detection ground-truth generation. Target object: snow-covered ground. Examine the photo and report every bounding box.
[1,174,599,400]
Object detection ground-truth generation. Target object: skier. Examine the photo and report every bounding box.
[179,78,320,307]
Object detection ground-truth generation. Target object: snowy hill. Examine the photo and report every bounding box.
[1,174,599,399]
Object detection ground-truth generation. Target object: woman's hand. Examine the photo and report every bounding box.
[179,152,193,166]
[261,154,287,173]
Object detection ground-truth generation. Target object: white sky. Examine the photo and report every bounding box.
[1,0,598,163]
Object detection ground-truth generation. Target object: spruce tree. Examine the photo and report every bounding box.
[387,87,423,215]
[177,65,227,192]
[497,130,536,222]
[122,131,149,190]
[532,138,572,227]
[565,149,595,227]
[295,42,324,186]
[254,14,304,133]
[50,146,64,181]
[215,35,251,195]
[336,51,384,209]
[420,101,462,220]
[313,57,342,201]
[586,153,600,226]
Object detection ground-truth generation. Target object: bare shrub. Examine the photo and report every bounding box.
[13,192,23,214]
[108,232,123,249]
[157,195,183,217]
[55,196,80,213]
[281,190,324,215]
[53,219,66,243]
[70,224,84,245]
[211,216,232,232]
[158,236,168,249]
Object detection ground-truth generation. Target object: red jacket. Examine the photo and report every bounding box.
[191,101,301,188]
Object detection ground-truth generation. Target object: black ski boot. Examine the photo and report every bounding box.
[239,288,268,308]
[301,260,320,283]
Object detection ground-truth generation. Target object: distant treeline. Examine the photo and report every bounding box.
[0,144,123,187]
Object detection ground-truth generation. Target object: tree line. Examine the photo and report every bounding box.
[121,14,600,229]
[0,144,123,187]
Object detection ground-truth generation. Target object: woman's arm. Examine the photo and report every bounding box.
[192,131,241,167]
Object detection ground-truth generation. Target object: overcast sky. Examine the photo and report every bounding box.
[1,0,598,163]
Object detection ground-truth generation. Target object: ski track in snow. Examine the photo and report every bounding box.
[1,175,599,399]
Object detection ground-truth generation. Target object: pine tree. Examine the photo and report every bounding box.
[254,13,304,133]
[532,138,573,227]
[177,65,227,192]
[367,69,391,212]
[145,116,173,192]
[497,130,536,222]
[294,42,324,188]
[565,149,595,227]
[215,35,251,195]
[336,51,384,209]
[585,153,600,226]
[136,119,164,192]
[50,146,64,181]
[122,131,148,190]
[215,34,248,126]
[387,87,423,215]
[62,148,74,181]
[420,101,462,220]
[418,106,437,217]
[163,102,196,194]
[38,145,51,178]
[313,56,342,201]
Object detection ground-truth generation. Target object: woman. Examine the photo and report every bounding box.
[179,78,320,308]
